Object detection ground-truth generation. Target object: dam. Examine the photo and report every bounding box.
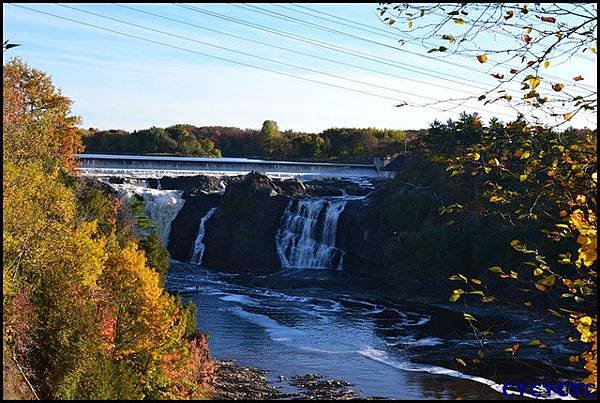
[76,153,397,179]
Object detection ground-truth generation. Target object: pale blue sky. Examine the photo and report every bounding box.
[3,3,597,132]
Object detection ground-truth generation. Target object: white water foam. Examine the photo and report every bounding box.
[107,182,184,246]
[228,306,302,342]
[386,336,443,347]
[276,197,348,270]
[357,347,576,400]
[190,207,218,264]
[219,294,261,307]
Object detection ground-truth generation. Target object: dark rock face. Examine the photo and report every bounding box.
[149,174,234,193]
[202,172,298,273]
[420,309,469,339]
[165,170,454,294]
[167,192,222,262]
[303,178,373,197]
[336,181,454,300]
[337,185,402,281]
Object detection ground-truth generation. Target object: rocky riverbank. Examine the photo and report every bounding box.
[210,360,387,400]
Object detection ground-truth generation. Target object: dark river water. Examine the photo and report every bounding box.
[166,262,523,399]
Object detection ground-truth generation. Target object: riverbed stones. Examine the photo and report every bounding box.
[210,361,368,400]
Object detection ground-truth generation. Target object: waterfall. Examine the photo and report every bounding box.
[276,198,347,270]
[107,182,184,246]
[190,207,218,265]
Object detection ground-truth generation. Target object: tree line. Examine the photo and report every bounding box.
[82,120,420,163]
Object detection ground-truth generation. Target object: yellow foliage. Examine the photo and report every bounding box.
[3,58,209,399]
[569,209,597,268]
[101,243,184,362]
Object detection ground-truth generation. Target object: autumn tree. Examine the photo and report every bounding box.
[3,58,84,172]
[377,2,596,388]
[3,58,214,399]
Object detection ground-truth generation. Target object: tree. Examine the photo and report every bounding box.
[259,119,282,157]
[377,3,597,387]
[377,3,597,128]
[3,58,213,399]
[3,58,84,172]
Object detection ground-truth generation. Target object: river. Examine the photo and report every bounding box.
[166,261,514,399]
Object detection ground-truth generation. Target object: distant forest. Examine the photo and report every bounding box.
[81,121,425,163]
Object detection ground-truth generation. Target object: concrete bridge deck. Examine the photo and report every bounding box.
[76,153,391,179]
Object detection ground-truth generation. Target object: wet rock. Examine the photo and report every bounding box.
[151,174,233,193]
[420,309,469,339]
[289,374,358,400]
[202,172,290,273]
[167,192,222,261]
[210,360,283,400]
[210,361,372,400]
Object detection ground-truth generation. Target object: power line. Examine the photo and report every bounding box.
[173,3,496,93]
[287,2,597,88]
[63,3,517,119]
[233,3,503,83]
[114,3,483,97]
[54,3,468,107]
[281,3,412,42]
[244,3,597,95]
[8,3,463,113]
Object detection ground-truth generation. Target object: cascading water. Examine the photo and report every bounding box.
[190,207,218,264]
[107,181,184,246]
[276,198,347,270]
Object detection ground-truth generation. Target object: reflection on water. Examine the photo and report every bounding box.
[167,263,508,399]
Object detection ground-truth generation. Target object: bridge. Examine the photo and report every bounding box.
[76,154,399,179]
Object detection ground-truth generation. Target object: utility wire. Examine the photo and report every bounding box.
[8,3,465,113]
[62,3,518,118]
[114,3,483,97]
[245,3,596,94]
[54,3,470,108]
[234,3,505,83]
[283,2,450,54]
[282,3,415,42]
[173,3,497,93]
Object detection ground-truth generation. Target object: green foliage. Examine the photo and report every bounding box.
[83,122,409,162]
[259,119,282,157]
[75,183,114,234]
[175,294,199,340]
[82,125,221,157]
[130,196,154,232]
[55,352,143,400]
[421,113,597,385]
[140,231,170,287]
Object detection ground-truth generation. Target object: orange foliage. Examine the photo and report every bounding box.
[3,58,83,172]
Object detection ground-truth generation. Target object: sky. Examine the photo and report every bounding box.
[3,3,597,132]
